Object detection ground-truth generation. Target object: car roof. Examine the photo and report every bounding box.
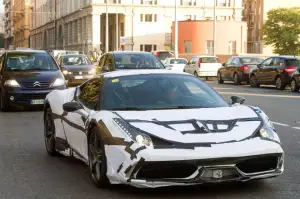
[60,54,87,58]
[194,55,218,58]
[5,50,47,54]
[105,51,153,55]
[268,56,299,59]
[232,56,263,59]
[101,69,191,78]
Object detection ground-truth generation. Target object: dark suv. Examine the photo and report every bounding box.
[249,56,300,90]
[0,50,66,111]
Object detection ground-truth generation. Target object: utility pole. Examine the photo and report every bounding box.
[105,0,109,53]
[54,0,56,49]
[213,0,216,56]
[116,7,118,51]
[174,0,178,59]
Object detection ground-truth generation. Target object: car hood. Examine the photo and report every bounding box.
[61,65,95,71]
[3,70,63,83]
[114,106,262,144]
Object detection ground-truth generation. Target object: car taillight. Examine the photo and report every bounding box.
[198,58,201,68]
[284,66,296,74]
[155,52,159,57]
[241,65,249,70]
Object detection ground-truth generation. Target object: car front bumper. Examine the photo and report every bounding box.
[64,74,94,85]
[105,138,284,188]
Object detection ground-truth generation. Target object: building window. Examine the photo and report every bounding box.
[216,0,227,7]
[140,44,157,52]
[184,40,192,53]
[181,0,196,6]
[105,0,121,3]
[140,14,157,22]
[217,16,226,20]
[184,15,196,20]
[229,41,237,54]
[206,40,214,55]
[141,0,157,5]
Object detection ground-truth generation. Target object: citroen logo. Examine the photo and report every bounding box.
[213,170,223,179]
[33,81,41,87]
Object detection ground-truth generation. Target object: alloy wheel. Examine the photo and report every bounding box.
[250,76,257,87]
[291,79,299,92]
[89,131,103,182]
[44,110,55,153]
[276,77,283,90]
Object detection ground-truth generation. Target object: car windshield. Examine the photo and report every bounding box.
[102,74,229,110]
[286,59,300,67]
[200,57,219,63]
[5,53,58,71]
[170,59,187,64]
[157,52,174,60]
[114,53,165,69]
[62,56,91,66]
[241,57,263,64]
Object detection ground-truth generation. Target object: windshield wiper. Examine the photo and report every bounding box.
[111,107,147,111]
[152,106,205,110]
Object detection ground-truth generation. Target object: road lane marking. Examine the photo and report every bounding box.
[213,88,233,90]
[218,92,300,99]
[272,122,289,127]
[292,127,300,130]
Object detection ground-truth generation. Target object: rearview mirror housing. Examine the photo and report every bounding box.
[231,96,246,105]
[63,101,83,112]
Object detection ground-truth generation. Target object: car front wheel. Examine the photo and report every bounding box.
[291,79,299,92]
[88,127,110,188]
[250,75,260,87]
[217,72,224,84]
[0,91,9,112]
[44,107,58,156]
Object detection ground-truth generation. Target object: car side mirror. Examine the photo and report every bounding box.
[231,96,246,105]
[222,62,226,66]
[63,101,83,112]
[103,65,110,72]
[257,64,262,68]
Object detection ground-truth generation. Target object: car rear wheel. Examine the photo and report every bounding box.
[44,107,58,156]
[194,71,198,78]
[233,73,241,85]
[291,79,299,92]
[217,72,224,84]
[250,75,260,87]
[0,91,9,112]
[88,127,110,188]
[276,77,285,90]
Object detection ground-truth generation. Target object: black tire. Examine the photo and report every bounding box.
[88,127,110,188]
[217,72,224,84]
[250,75,260,88]
[233,73,241,85]
[194,71,198,78]
[275,77,285,90]
[291,79,299,92]
[0,91,9,112]
[44,107,59,156]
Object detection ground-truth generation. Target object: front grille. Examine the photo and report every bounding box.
[72,71,89,75]
[17,93,48,100]
[136,161,197,179]
[236,155,279,174]
[21,81,52,89]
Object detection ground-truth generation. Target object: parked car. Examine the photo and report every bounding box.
[97,51,165,73]
[44,69,283,188]
[163,58,187,72]
[290,67,300,92]
[249,56,300,90]
[0,50,66,111]
[184,56,222,79]
[217,56,263,85]
[57,54,95,86]
[151,50,174,62]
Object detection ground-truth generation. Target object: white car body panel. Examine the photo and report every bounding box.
[197,63,222,77]
[45,70,284,188]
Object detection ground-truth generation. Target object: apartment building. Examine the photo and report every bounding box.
[243,0,300,55]
[30,0,243,54]
[11,0,32,48]
[3,0,14,49]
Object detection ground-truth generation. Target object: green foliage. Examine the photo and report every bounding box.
[262,7,300,55]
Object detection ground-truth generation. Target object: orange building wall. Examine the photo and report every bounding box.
[172,20,248,55]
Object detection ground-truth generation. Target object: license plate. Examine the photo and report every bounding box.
[75,76,83,79]
[30,99,45,105]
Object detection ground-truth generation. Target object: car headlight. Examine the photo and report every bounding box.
[258,127,280,143]
[52,78,65,87]
[113,118,153,147]
[4,79,21,87]
[88,68,96,75]
[62,70,68,75]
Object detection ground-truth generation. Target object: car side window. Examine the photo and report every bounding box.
[232,58,239,65]
[78,77,104,110]
[188,57,194,64]
[104,54,114,71]
[261,58,272,66]
[226,58,233,65]
[273,58,285,66]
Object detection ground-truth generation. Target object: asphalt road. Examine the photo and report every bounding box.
[0,81,299,199]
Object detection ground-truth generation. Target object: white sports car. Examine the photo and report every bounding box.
[43,70,284,188]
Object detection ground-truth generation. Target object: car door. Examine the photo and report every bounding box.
[256,58,273,83]
[269,57,285,82]
[64,77,104,158]
[227,58,240,80]
[185,57,194,74]
[222,58,234,80]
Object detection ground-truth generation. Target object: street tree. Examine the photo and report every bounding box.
[262,7,300,56]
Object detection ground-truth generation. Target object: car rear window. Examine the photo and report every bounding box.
[241,57,263,64]
[156,52,174,60]
[5,53,59,71]
[170,59,187,64]
[200,57,219,63]
[286,59,300,67]
[114,53,165,69]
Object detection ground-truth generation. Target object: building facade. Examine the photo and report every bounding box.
[12,0,32,48]
[172,20,247,55]
[3,0,14,49]
[30,0,243,54]
[243,0,300,55]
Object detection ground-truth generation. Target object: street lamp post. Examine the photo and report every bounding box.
[213,0,216,56]
[174,0,178,59]
[105,0,109,53]
[116,8,118,51]
[54,0,56,49]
